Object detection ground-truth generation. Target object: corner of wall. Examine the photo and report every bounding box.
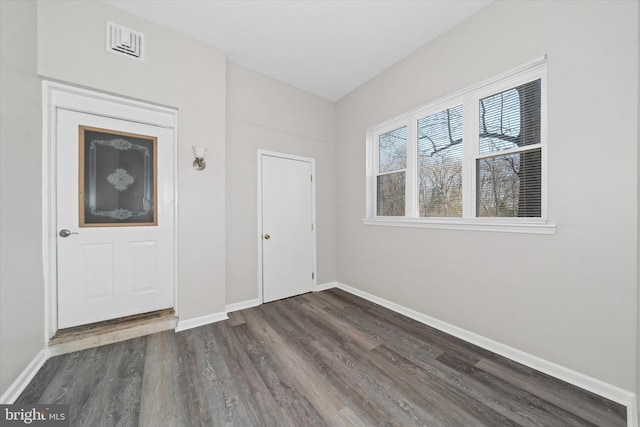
[0,0,46,397]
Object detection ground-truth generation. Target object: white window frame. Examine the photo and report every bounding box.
[364,57,556,234]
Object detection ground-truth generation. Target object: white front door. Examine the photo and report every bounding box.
[261,153,315,303]
[56,108,175,329]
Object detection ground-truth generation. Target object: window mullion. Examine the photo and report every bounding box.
[377,169,406,177]
[476,143,542,160]
[540,71,548,220]
[461,94,476,219]
[369,130,378,217]
[405,118,417,217]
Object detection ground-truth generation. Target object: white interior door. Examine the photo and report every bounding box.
[261,154,315,303]
[56,108,174,329]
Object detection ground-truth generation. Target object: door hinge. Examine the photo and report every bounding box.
[311,223,314,231]
[312,272,315,279]
[310,175,313,182]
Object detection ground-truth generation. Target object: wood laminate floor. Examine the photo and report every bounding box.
[17,289,626,426]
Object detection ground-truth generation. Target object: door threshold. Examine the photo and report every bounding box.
[49,309,178,355]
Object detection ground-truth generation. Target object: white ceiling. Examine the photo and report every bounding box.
[103,0,492,101]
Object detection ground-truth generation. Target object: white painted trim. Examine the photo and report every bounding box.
[628,398,638,427]
[226,299,261,313]
[42,81,179,339]
[368,56,547,133]
[257,150,317,304]
[363,217,557,235]
[256,150,264,305]
[172,112,180,320]
[365,58,551,230]
[223,285,336,314]
[42,82,56,344]
[175,312,228,332]
[0,349,49,404]
[315,281,338,292]
[334,281,637,424]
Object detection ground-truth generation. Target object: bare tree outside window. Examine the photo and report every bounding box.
[367,62,546,225]
[417,105,463,217]
[377,172,405,216]
[377,126,407,216]
[477,79,541,217]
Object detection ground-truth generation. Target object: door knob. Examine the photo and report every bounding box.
[264,234,270,240]
[59,229,79,238]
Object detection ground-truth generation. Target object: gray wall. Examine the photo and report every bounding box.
[637,0,640,417]
[0,0,44,396]
[226,63,336,305]
[36,0,227,321]
[0,0,337,398]
[1,0,229,397]
[335,0,638,391]
[2,0,638,404]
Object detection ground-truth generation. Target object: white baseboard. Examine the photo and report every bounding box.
[315,281,338,292]
[175,311,228,332]
[2,286,637,426]
[0,349,49,404]
[226,298,261,313]
[628,398,638,427]
[225,284,338,313]
[334,281,638,427]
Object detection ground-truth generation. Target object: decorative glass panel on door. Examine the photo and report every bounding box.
[79,126,157,226]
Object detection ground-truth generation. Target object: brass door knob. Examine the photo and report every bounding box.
[264,234,270,240]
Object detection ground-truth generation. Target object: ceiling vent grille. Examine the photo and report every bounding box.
[106,21,144,61]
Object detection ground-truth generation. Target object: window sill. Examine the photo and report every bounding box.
[362,217,557,234]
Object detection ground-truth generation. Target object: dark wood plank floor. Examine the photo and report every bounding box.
[17,288,626,426]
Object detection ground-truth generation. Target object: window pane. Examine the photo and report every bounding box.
[379,126,407,173]
[479,79,541,155]
[377,172,405,216]
[417,105,463,217]
[477,148,541,217]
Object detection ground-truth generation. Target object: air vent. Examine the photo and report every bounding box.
[106,21,144,61]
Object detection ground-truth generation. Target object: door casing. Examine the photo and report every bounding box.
[42,81,179,340]
[257,150,317,303]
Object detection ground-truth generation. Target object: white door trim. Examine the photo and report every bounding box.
[257,150,317,304]
[42,81,179,341]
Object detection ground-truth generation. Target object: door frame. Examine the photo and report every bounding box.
[257,150,317,304]
[42,81,179,340]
